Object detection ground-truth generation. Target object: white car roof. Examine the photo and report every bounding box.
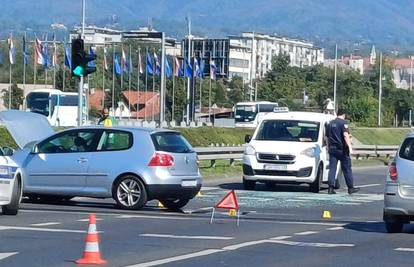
[261,111,335,122]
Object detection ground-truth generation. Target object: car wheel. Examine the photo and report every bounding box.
[2,178,21,215]
[309,165,323,193]
[113,175,147,210]
[159,198,191,210]
[385,221,404,233]
[243,178,256,190]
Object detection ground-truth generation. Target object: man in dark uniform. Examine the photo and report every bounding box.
[326,108,360,195]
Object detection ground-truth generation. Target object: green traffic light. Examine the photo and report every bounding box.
[73,66,84,77]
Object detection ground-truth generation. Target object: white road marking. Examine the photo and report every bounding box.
[0,252,18,261]
[21,209,345,226]
[270,236,291,240]
[30,222,61,227]
[267,240,354,248]
[140,234,234,240]
[124,249,224,267]
[124,231,351,267]
[77,218,103,222]
[395,248,414,252]
[327,226,345,231]
[294,231,319,236]
[357,184,381,188]
[0,225,85,233]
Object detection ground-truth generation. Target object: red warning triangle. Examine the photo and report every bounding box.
[215,190,239,210]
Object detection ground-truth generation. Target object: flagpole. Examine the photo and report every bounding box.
[145,47,148,121]
[121,43,124,95]
[63,64,65,91]
[209,55,212,121]
[9,59,12,109]
[102,44,105,109]
[137,47,141,120]
[112,43,115,114]
[34,36,37,87]
[128,44,132,118]
[23,32,26,90]
[152,48,155,122]
[172,57,175,122]
[53,34,56,89]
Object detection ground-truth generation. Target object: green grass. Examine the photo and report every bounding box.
[351,128,413,145]
[175,127,254,147]
[199,160,242,179]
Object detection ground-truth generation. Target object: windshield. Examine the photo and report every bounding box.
[235,105,257,122]
[255,120,320,142]
[26,92,50,116]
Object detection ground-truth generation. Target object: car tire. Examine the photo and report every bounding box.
[385,221,404,233]
[2,178,21,216]
[113,175,147,210]
[159,198,191,210]
[309,165,323,193]
[243,178,256,190]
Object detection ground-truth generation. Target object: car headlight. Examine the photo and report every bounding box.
[244,145,256,155]
[301,147,316,157]
[0,166,10,176]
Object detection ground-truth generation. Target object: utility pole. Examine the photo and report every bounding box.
[249,32,255,101]
[77,0,86,126]
[410,55,413,91]
[378,52,383,127]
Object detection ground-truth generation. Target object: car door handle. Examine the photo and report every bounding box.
[77,158,88,163]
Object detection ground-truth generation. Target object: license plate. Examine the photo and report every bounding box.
[264,164,287,171]
[181,180,197,187]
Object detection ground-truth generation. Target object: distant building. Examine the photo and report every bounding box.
[392,58,414,90]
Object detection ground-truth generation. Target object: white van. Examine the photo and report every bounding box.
[243,110,336,193]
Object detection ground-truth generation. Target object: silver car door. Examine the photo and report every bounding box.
[23,130,100,195]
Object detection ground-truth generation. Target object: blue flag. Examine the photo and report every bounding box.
[146,53,153,75]
[193,58,200,78]
[42,42,49,69]
[23,36,29,65]
[114,53,121,75]
[154,53,161,75]
[198,59,205,78]
[64,45,71,69]
[88,47,96,68]
[165,57,172,78]
[185,59,192,78]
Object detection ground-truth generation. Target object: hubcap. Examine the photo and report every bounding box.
[117,178,141,207]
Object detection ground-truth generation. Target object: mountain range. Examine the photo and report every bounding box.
[2,0,414,50]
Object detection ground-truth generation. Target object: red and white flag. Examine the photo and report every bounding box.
[35,38,44,65]
[121,48,127,72]
[173,57,181,77]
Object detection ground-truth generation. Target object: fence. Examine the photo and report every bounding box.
[194,145,399,167]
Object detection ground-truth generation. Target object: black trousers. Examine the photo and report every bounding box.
[327,149,354,189]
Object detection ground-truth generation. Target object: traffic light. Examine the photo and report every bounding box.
[71,38,97,77]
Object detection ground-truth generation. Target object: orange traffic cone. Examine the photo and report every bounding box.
[76,214,107,265]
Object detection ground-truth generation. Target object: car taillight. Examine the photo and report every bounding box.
[148,152,174,167]
[389,162,398,181]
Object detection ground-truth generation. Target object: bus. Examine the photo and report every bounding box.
[235,101,280,128]
[25,89,86,127]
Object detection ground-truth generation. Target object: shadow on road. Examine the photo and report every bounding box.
[344,221,414,234]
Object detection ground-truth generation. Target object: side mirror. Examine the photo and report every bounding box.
[245,135,251,143]
[2,147,15,156]
[30,145,39,154]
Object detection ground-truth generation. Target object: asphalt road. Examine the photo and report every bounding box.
[1,165,414,267]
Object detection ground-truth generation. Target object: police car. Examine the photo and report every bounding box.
[243,107,337,193]
[0,147,22,215]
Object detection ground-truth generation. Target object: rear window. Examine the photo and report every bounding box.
[151,132,194,153]
[399,138,414,161]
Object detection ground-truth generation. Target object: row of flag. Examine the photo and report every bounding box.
[4,34,219,80]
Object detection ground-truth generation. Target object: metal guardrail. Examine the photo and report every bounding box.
[194,145,399,166]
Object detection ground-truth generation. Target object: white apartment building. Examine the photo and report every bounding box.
[229,32,324,83]
[228,38,252,82]
[70,26,123,45]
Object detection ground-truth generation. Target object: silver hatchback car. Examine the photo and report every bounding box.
[1,111,202,210]
[384,132,414,233]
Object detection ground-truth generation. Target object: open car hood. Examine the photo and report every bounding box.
[0,110,54,149]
